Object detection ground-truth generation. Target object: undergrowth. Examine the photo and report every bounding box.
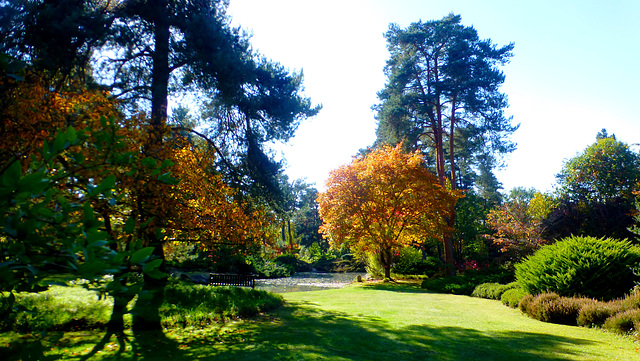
[0,278,283,332]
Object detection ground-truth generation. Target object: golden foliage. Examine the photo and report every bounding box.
[1,74,268,254]
[318,144,460,268]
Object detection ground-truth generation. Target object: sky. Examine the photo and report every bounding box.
[226,0,640,193]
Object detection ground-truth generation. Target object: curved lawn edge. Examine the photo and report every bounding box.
[4,282,638,360]
[265,283,639,361]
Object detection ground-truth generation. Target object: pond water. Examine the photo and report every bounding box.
[255,272,366,293]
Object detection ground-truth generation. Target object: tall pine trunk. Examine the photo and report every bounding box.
[132,0,171,332]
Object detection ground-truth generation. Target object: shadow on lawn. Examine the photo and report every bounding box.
[177,301,597,361]
[1,300,600,361]
[358,280,428,293]
[2,329,190,361]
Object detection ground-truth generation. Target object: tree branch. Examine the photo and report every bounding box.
[170,126,246,186]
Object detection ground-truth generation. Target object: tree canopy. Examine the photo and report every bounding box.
[373,14,517,271]
[556,132,640,204]
[1,0,320,204]
[318,144,460,279]
[0,0,320,332]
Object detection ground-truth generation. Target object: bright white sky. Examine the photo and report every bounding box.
[226,0,640,193]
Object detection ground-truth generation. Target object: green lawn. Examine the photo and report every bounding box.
[3,282,639,360]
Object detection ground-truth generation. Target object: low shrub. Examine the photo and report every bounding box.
[2,279,285,332]
[501,288,529,308]
[162,280,284,327]
[515,236,640,300]
[5,286,111,332]
[521,293,589,325]
[421,267,514,296]
[619,289,640,310]
[392,248,444,277]
[519,292,630,328]
[523,293,559,319]
[537,296,589,326]
[518,294,534,313]
[577,302,620,327]
[472,282,518,300]
[603,309,640,335]
[250,257,292,278]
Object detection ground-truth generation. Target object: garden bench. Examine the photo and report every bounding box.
[209,273,256,288]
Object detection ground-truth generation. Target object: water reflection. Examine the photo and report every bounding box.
[255,272,366,293]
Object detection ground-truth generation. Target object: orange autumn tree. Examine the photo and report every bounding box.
[0,72,268,279]
[162,140,271,253]
[318,144,460,279]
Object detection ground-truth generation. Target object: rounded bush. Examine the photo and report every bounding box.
[577,302,620,327]
[523,293,590,326]
[518,294,534,313]
[472,282,518,300]
[515,236,640,300]
[604,309,640,335]
[501,288,529,308]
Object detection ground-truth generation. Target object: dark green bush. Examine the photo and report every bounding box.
[603,309,640,335]
[392,248,443,277]
[501,288,529,308]
[172,246,255,274]
[515,236,640,300]
[421,267,514,295]
[421,276,476,295]
[274,253,314,273]
[249,256,292,278]
[472,282,518,300]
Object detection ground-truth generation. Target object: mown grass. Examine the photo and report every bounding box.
[2,281,639,360]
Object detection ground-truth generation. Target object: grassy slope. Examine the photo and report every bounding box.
[206,282,639,361]
[3,282,639,360]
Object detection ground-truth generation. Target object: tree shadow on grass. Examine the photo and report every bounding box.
[1,328,191,361]
[358,280,428,293]
[175,301,603,361]
[0,299,615,361]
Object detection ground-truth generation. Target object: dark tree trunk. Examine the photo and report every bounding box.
[130,0,171,332]
[132,232,167,331]
[384,265,391,280]
[150,0,170,130]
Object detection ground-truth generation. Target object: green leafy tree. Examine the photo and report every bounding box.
[96,0,320,203]
[276,177,322,250]
[452,191,492,263]
[545,132,640,241]
[374,14,517,272]
[557,132,640,204]
[0,0,112,89]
